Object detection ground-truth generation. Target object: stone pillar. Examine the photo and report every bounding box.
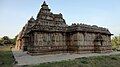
[63,33,66,46]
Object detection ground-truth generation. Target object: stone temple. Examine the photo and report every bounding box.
[16,1,113,55]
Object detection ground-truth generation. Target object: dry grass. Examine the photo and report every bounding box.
[0,46,14,67]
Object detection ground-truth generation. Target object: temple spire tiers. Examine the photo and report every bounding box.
[40,1,51,13]
[37,1,52,21]
[16,1,113,55]
[36,1,67,26]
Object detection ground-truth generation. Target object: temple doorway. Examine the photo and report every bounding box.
[94,34,103,53]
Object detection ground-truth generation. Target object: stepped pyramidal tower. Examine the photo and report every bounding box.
[16,1,113,55]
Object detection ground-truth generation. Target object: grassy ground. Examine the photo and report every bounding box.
[26,54,120,67]
[0,46,120,67]
[0,46,14,67]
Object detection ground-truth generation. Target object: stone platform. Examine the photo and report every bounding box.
[12,48,120,66]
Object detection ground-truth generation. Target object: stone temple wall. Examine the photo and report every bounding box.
[26,31,112,55]
[16,1,112,55]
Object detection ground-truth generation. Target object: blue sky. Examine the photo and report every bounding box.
[0,0,120,38]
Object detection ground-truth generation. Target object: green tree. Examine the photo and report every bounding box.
[10,35,18,45]
[1,36,11,45]
[112,35,120,49]
[0,35,18,46]
[0,38,3,45]
[2,36,10,40]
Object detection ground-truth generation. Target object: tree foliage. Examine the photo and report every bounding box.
[1,36,11,44]
[112,35,120,48]
[0,35,17,46]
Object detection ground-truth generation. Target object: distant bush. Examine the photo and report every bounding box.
[0,35,17,46]
[110,57,118,60]
[112,48,117,51]
[80,60,88,64]
[112,46,120,51]
[116,47,120,51]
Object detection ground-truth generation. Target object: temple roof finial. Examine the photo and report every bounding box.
[29,16,35,22]
[42,1,47,6]
[31,16,33,18]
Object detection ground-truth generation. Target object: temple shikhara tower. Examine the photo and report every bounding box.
[16,1,113,55]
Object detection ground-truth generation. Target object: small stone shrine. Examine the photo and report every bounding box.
[16,1,113,55]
